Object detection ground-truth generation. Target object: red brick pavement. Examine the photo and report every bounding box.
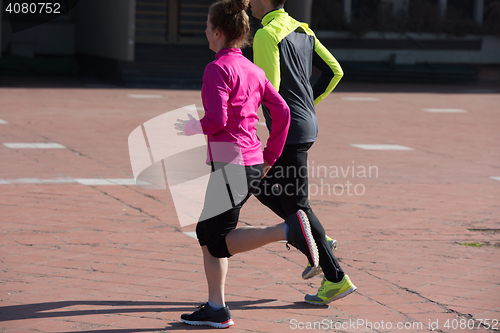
[0,81,499,332]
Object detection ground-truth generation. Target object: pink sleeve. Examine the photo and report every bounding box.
[262,80,290,165]
[200,64,230,136]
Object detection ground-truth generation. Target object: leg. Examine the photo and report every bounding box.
[225,223,284,255]
[201,245,228,305]
[198,162,265,296]
[306,209,344,282]
[276,143,344,282]
[182,163,262,328]
[182,242,234,328]
[254,163,289,220]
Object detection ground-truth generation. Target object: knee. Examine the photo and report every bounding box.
[206,237,231,258]
[195,222,205,246]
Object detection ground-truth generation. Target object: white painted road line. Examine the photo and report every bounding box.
[491,177,500,182]
[128,94,164,99]
[75,179,150,186]
[75,179,118,185]
[76,179,135,186]
[0,178,75,184]
[40,178,76,184]
[0,119,7,124]
[342,97,379,101]
[0,178,150,185]
[3,143,66,149]
[257,122,267,127]
[423,108,467,113]
[9,178,43,184]
[183,231,198,240]
[196,106,204,112]
[351,144,414,151]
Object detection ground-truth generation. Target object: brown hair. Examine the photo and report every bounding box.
[209,0,250,48]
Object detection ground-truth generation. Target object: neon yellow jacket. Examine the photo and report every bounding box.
[253,9,343,144]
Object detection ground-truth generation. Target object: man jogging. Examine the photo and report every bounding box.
[249,0,357,305]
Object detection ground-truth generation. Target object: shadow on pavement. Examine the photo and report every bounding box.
[0,299,324,332]
[0,298,324,320]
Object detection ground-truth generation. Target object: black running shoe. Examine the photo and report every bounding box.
[181,303,234,328]
[285,210,320,268]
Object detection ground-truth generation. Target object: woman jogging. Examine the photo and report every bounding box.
[174,0,320,328]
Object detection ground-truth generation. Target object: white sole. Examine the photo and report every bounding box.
[181,318,234,328]
[296,210,320,268]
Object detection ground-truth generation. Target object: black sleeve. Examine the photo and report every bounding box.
[312,50,335,101]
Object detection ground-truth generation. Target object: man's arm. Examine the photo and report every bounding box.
[253,29,281,91]
[312,38,343,105]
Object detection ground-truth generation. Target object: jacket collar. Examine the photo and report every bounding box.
[215,48,242,59]
[261,8,287,26]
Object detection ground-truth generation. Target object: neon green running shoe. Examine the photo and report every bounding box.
[301,236,338,279]
[305,274,357,305]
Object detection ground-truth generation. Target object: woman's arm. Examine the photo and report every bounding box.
[199,63,230,136]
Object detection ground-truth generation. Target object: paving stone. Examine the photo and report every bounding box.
[1,82,499,331]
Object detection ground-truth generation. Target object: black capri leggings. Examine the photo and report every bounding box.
[196,162,263,258]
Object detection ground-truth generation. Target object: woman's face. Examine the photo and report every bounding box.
[205,15,218,52]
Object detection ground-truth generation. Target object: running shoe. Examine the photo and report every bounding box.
[305,274,357,305]
[181,303,234,328]
[285,210,319,268]
[302,236,338,279]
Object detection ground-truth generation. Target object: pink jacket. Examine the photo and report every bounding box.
[186,48,290,166]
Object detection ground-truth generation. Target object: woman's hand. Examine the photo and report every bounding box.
[174,113,196,136]
[262,160,271,178]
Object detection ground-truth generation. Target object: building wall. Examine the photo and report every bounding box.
[316,32,500,65]
[1,21,75,56]
[74,0,135,61]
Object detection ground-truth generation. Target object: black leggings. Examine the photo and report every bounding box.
[196,162,263,258]
[254,142,344,282]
